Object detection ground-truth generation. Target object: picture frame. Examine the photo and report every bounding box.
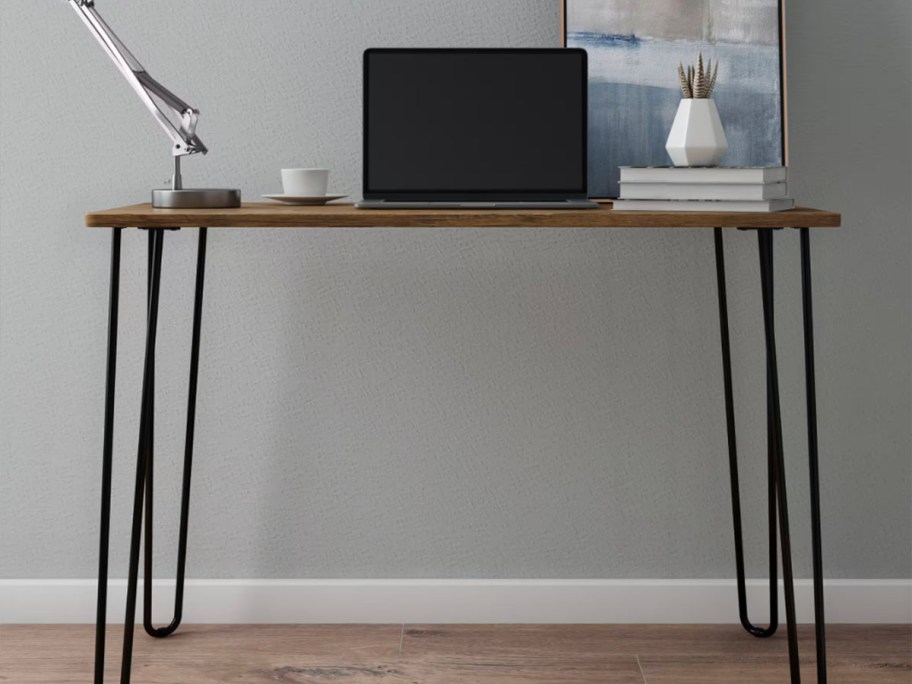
[561,0,788,200]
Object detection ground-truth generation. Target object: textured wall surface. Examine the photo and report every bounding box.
[0,1,909,579]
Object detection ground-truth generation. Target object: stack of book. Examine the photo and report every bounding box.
[613,167,794,212]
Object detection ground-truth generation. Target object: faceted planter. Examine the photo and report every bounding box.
[665,98,728,167]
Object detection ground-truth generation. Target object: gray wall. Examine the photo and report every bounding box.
[1,1,909,580]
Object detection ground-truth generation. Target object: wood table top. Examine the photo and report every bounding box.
[84,202,841,229]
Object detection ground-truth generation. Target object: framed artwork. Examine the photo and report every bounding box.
[561,0,788,200]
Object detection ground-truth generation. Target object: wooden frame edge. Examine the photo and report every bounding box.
[780,0,789,167]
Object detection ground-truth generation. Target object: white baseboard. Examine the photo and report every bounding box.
[1,579,909,624]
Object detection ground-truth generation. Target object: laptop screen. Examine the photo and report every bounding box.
[363,49,588,200]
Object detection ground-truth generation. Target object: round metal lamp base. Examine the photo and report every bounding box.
[152,188,241,209]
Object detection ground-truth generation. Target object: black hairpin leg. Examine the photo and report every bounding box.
[144,227,208,639]
[92,227,208,684]
[94,229,122,684]
[119,228,165,682]
[714,227,827,683]
[757,228,801,682]
[714,227,779,638]
[801,228,827,682]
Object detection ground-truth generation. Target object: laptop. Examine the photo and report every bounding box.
[358,48,598,210]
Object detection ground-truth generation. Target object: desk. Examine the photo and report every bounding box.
[84,203,841,684]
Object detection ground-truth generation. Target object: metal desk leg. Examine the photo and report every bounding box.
[714,228,827,684]
[713,227,779,638]
[757,228,801,682]
[120,228,165,682]
[801,228,827,682]
[92,228,208,684]
[144,227,208,639]
[94,229,122,684]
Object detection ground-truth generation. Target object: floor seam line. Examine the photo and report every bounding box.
[398,624,405,656]
[636,654,648,684]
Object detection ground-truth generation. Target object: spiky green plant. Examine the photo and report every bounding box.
[677,52,719,98]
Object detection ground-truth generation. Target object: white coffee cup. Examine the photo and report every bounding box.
[281,168,329,196]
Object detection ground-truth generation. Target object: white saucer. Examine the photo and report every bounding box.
[263,193,348,205]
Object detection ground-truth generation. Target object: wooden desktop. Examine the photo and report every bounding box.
[86,201,841,229]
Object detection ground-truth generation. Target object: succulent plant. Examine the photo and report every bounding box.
[677,52,719,99]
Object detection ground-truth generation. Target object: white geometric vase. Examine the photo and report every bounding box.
[665,98,729,167]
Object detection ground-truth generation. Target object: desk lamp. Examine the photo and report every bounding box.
[67,0,240,208]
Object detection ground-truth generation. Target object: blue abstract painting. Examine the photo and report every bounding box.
[565,0,785,198]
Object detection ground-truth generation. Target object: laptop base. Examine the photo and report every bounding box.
[357,200,599,210]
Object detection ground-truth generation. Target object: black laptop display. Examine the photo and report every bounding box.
[359,48,596,209]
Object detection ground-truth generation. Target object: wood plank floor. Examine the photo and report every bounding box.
[0,624,909,683]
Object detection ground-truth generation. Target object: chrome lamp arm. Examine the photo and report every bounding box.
[68,0,207,160]
[65,0,239,207]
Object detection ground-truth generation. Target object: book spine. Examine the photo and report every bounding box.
[618,169,787,184]
[612,199,795,212]
[618,183,788,201]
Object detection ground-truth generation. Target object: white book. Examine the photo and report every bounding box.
[619,182,788,201]
[619,166,787,184]
[612,198,796,213]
